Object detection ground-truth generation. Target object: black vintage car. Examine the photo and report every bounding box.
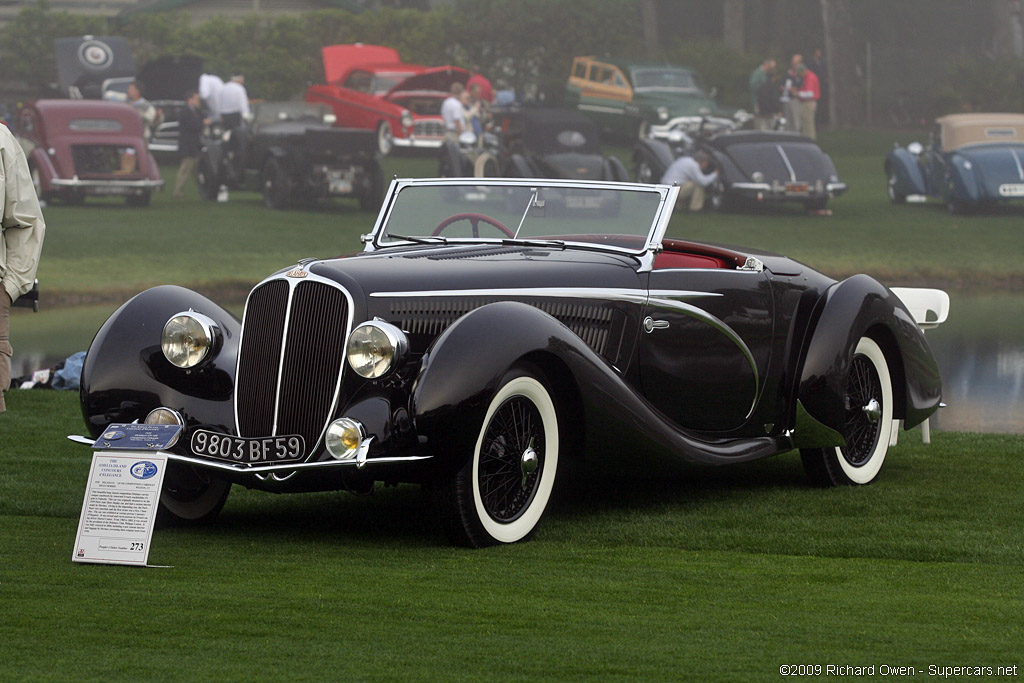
[198,101,385,210]
[440,107,629,181]
[634,130,847,211]
[76,178,942,547]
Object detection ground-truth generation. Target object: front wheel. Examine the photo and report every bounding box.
[886,168,906,204]
[197,155,219,201]
[157,463,231,525]
[376,121,394,156]
[801,337,894,486]
[439,366,560,547]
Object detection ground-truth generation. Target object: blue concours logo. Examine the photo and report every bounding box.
[130,461,158,480]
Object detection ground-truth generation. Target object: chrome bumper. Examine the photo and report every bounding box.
[392,136,444,149]
[67,434,431,474]
[51,178,165,194]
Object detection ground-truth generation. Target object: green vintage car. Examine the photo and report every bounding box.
[565,56,746,141]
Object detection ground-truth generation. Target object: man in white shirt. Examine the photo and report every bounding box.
[218,73,250,130]
[1,124,45,412]
[199,72,224,122]
[441,82,466,141]
[660,151,718,212]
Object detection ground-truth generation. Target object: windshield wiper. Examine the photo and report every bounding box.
[385,233,448,245]
[501,238,565,249]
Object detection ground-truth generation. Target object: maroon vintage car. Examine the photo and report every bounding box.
[305,43,469,156]
[17,99,164,206]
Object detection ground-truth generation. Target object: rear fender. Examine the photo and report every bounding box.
[885,147,927,195]
[796,275,941,443]
[80,286,241,437]
[507,154,534,178]
[946,152,982,201]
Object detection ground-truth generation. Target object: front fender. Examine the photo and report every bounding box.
[632,138,676,180]
[412,302,780,473]
[885,147,927,196]
[80,285,241,437]
[28,148,58,191]
[797,275,941,441]
[507,154,534,178]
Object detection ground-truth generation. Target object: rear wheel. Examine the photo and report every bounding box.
[262,158,292,210]
[438,365,560,547]
[801,337,894,486]
[157,463,231,525]
[358,160,385,212]
[634,158,656,184]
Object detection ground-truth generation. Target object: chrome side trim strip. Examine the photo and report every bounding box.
[371,286,719,306]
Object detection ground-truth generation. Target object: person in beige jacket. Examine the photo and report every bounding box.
[1,123,45,412]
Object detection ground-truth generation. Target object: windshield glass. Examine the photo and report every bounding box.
[632,68,700,91]
[378,181,666,251]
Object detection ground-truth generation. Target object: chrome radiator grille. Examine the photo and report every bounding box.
[236,278,349,452]
[413,120,445,138]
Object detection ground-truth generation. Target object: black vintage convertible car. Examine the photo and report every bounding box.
[198,101,385,210]
[75,178,942,547]
[634,130,847,211]
[440,107,629,181]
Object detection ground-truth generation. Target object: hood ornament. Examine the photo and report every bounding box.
[286,268,308,278]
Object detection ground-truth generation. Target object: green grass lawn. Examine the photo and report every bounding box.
[1,391,1022,680]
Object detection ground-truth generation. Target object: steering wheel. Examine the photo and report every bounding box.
[432,212,514,238]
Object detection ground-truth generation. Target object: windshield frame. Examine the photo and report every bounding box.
[365,177,680,257]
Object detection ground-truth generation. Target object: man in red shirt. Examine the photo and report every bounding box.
[795,63,821,139]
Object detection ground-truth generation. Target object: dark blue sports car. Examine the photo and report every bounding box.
[885,113,1024,214]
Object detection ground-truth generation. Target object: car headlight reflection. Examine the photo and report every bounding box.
[161,311,220,369]
[657,106,669,122]
[346,321,408,379]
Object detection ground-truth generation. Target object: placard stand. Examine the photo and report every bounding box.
[72,424,181,567]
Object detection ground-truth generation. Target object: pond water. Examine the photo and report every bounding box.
[8,293,1022,435]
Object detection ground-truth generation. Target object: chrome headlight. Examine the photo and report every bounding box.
[656,106,669,122]
[751,171,765,183]
[161,311,220,369]
[143,408,184,447]
[346,321,408,379]
[400,110,413,129]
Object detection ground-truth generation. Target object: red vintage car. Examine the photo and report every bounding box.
[305,43,469,156]
[17,99,164,206]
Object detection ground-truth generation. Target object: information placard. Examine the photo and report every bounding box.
[72,451,168,566]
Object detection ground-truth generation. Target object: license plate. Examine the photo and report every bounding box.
[190,429,305,464]
[785,182,809,194]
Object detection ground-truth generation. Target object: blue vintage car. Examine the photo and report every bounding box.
[885,113,1024,213]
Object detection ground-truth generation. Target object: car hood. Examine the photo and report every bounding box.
[137,55,203,101]
[956,144,1024,195]
[306,243,643,313]
[321,44,403,84]
[639,90,722,117]
[386,66,470,96]
[54,36,137,98]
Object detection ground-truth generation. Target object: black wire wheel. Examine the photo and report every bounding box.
[440,365,560,547]
[262,157,292,210]
[801,336,894,487]
[157,463,231,525]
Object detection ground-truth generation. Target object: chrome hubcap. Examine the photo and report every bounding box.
[520,444,538,489]
[862,398,882,424]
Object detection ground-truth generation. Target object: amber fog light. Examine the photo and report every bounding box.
[143,407,184,447]
[346,321,408,379]
[325,418,365,460]
[162,312,220,368]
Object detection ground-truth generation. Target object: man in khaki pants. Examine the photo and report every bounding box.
[1,123,46,412]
